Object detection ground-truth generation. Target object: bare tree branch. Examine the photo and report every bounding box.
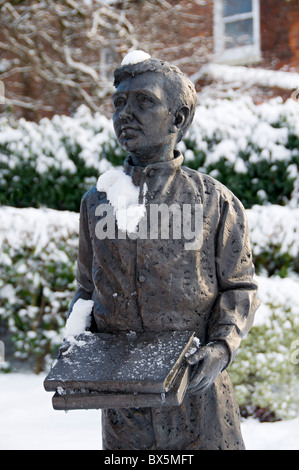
[0,0,213,119]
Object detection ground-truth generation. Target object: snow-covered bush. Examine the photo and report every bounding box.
[1,97,299,211]
[229,275,299,421]
[0,207,79,372]
[181,95,299,208]
[247,205,299,277]
[0,105,121,212]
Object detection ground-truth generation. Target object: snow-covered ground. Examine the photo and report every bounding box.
[0,373,100,450]
[0,373,298,450]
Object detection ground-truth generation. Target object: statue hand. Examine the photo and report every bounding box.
[186,342,229,393]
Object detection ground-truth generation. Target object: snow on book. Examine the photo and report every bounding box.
[44,330,195,410]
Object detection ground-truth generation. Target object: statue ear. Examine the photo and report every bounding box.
[172,106,189,133]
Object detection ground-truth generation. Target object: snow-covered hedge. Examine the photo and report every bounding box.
[1,96,299,211]
[0,207,79,372]
[181,95,299,208]
[229,275,299,420]
[0,106,119,211]
[0,205,299,419]
[247,204,299,276]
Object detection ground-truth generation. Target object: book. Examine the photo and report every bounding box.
[44,330,195,410]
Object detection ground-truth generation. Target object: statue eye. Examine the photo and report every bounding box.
[137,94,154,108]
[113,96,126,109]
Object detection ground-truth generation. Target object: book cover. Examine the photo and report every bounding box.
[44,330,195,408]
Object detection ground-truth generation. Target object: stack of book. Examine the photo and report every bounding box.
[44,330,195,410]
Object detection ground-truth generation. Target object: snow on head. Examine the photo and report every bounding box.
[97,169,147,233]
[121,50,151,66]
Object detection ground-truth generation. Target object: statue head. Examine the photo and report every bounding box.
[113,52,197,145]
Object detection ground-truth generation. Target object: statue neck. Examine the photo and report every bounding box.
[128,144,176,167]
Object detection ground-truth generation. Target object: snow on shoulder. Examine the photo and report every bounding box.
[97,169,147,234]
[121,50,151,66]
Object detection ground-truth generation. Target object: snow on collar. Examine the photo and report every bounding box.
[96,168,147,234]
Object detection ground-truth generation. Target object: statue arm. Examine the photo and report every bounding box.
[67,193,95,318]
[187,193,259,393]
[207,194,260,366]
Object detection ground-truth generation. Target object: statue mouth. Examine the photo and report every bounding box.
[120,126,140,139]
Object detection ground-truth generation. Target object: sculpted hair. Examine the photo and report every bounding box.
[113,58,198,142]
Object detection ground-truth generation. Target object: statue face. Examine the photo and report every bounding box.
[112,71,176,164]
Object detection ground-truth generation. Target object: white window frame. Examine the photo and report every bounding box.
[213,0,261,65]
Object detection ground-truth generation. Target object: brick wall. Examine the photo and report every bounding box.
[288,4,299,70]
[260,0,299,71]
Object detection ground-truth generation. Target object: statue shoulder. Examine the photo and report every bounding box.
[181,166,245,210]
[80,186,101,210]
[82,185,99,200]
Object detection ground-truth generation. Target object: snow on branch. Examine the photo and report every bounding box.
[0,0,213,118]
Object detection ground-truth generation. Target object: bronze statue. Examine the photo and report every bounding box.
[69,52,260,450]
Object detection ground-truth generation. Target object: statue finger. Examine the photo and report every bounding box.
[186,348,206,366]
[189,376,212,394]
[188,367,205,390]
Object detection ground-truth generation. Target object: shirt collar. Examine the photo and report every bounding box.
[123,151,184,199]
[125,148,183,178]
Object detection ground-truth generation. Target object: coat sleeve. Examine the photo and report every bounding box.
[207,192,260,365]
[67,193,95,317]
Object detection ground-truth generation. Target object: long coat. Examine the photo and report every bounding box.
[70,152,260,450]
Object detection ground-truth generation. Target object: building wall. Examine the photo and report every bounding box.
[288,4,299,70]
[1,0,299,120]
[260,0,298,70]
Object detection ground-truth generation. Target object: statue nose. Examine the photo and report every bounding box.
[119,102,133,120]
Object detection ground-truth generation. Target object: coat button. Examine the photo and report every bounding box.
[138,274,146,283]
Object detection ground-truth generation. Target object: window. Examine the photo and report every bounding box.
[214,0,261,65]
